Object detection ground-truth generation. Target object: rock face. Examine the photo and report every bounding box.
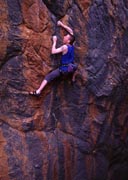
[0,0,128,179]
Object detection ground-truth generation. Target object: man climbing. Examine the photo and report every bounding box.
[29,20,76,96]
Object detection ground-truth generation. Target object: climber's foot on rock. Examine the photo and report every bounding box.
[29,90,40,97]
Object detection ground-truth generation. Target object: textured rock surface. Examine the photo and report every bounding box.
[0,0,128,179]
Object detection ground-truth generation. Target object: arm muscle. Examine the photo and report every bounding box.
[51,45,67,55]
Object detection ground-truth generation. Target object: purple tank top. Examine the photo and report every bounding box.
[61,45,74,65]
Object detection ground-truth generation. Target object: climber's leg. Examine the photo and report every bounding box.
[29,68,60,96]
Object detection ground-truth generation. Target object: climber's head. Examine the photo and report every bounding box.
[63,33,75,45]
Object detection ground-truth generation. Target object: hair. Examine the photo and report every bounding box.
[69,33,75,45]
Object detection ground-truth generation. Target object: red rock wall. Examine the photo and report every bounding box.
[0,0,128,179]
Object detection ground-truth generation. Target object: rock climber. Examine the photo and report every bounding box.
[29,20,77,96]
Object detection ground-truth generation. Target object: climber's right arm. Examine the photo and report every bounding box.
[57,21,74,35]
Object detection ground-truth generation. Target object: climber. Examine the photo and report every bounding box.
[29,20,77,96]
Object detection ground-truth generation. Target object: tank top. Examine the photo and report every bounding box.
[59,45,74,72]
[61,45,74,64]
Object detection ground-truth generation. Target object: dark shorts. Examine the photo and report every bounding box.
[44,63,77,83]
[45,68,61,82]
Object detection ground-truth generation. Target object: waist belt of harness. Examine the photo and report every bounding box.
[61,63,74,66]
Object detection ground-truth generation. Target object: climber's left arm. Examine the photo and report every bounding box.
[51,36,67,54]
